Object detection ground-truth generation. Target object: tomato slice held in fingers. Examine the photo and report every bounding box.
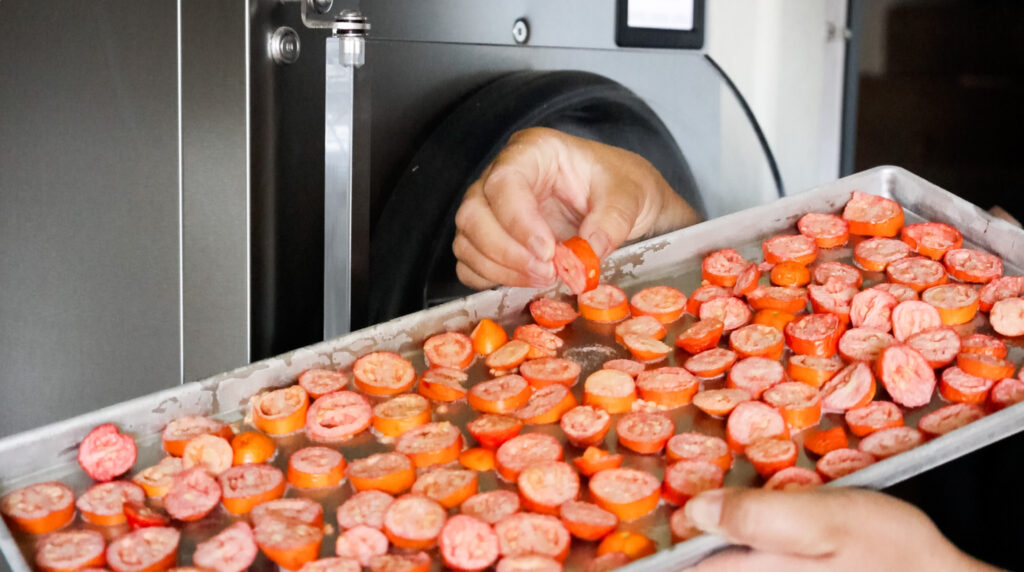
[662,460,724,505]
[572,446,623,477]
[529,298,579,330]
[692,388,751,417]
[554,236,601,295]
[395,422,464,468]
[578,284,630,323]
[353,352,417,395]
[842,190,905,237]
[674,318,724,353]
[287,446,347,489]
[798,212,850,248]
[412,468,479,509]
[347,452,416,495]
[417,367,468,402]
[252,385,309,435]
[372,394,431,437]
[900,222,963,260]
[1,481,75,534]
[943,248,1003,284]
[423,332,475,370]
[471,318,509,355]
[467,414,523,449]
[802,426,848,456]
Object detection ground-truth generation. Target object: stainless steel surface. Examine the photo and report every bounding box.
[180,0,252,383]
[269,26,302,64]
[323,22,363,338]
[2,167,1023,571]
[0,1,181,437]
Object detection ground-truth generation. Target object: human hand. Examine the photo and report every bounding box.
[684,487,1000,571]
[453,127,700,290]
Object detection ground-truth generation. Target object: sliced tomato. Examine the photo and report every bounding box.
[372,393,431,437]
[305,391,373,443]
[347,452,416,495]
[798,212,850,247]
[746,438,798,478]
[725,401,788,453]
[287,447,346,489]
[132,456,182,499]
[334,525,389,567]
[582,369,637,413]
[514,324,564,358]
[813,261,863,288]
[423,331,475,370]
[595,530,656,561]
[784,313,842,357]
[554,236,601,295]
[842,190,904,237]
[764,466,823,491]
[495,433,564,482]
[762,234,818,266]
[629,285,687,323]
[961,333,1008,359]
[990,297,1024,337]
[674,318,724,353]
[853,237,911,271]
[231,431,276,465]
[939,367,994,405]
[106,527,180,572]
[786,354,842,388]
[460,490,520,525]
[900,222,962,260]
[560,405,612,447]
[468,374,532,414]
[514,384,577,425]
[353,352,417,395]
[979,276,1024,312]
[529,298,579,330]
[662,460,724,505]
[891,300,942,342]
[253,516,324,570]
[702,249,749,287]
[559,500,617,541]
[732,263,762,296]
[572,446,623,477]
[616,411,674,454]
[601,358,645,378]
[769,261,811,287]
[763,381,822,429]
[438,515,499,571]
[918,403,985,437]
[495,513,571,562]
[417,367,468,402]
[77,481,145,526]
[876,344,935,408]
[698,296,752,331]
[885,257,947,293]
[820,362,876,412]
[252,385,309,435]
[943,248,1003,284]
[337,490,393,530]
[635,367,699,408]
[844,401,903,437]
[687,284,732,315]
[578,284,630,323]
[484,340,532,374]
[383,495,447,550]
[395,422,463,468]
[588,468,661,521]
[729,323,784,360]
[162,415,234,457]
[124,503,170,530]
[467,414,523,449]
[692,388,751,417]
[858,426,924,459]
[956,352,1015,381]
[518,461,580,515]
[746,285,808,314]
[297,368,348,399]
[850,288,897,332]
[458,448,496,472]
[181,433,233,476]
[622,334,673,363]
[411,468,479,509]
[614,315,666,344]
[726,356,785,399]
[802,426,848,456]
[1,481,75,534]
[666,432,732,472]
[34,529,106,572]
[816,448,876,481]
[471,318,509,355]
[77,423,137,482]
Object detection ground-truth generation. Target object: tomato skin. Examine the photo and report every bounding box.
[124,503,171,530]
[673,318,724,353]
[596,531,656,560]
[572,447,623,477]
[231,432,276,465]
[466,414,524,449]
[458,448,496,472]
[554,236,601,295]
[252,386,309,435]
[471,318,508,355]
[1,482,75,535]
[803,426,848,456]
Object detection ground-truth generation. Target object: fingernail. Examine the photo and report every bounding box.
[686,489,725,534]
[528,235,553,261]
[585,230,611,258]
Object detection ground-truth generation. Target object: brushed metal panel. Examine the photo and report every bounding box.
[0,1,180,436]
[181,0,251,381]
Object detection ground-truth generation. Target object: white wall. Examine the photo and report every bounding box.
[706,0,849,195]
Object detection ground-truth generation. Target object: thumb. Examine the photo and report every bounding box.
[685,488,841,558]
[576,186,645,259]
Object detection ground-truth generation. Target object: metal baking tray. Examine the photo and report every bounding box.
[2,166,1023,571]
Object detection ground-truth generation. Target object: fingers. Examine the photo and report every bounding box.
[454,181,557,289]
[685,488,841,558]
[576,187,644,258]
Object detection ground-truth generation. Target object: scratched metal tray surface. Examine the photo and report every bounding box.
[2,166,1023,572]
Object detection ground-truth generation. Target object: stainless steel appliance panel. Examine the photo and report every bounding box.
[0,1,181,437]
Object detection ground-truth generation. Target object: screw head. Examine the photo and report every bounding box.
[512,18,529,44]
[270,27,301,65]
